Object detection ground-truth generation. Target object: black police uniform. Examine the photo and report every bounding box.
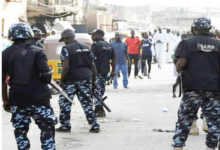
[172,33,220,148]
[91,40,114,111]
[58,41,99,131]
[2,42,57,150]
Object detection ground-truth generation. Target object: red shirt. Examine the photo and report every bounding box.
[125,37,141,54]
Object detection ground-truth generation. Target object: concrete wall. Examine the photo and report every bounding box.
[85,10,112,32]
[2,0,28,36]
[85,12,97,32]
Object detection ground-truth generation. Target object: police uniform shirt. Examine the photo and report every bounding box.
[60,41,94,81]
[2,43,51,106]
[174,40,187,59]
[175,34,220,91]
[141,39,152,56]
[91,40,114,75]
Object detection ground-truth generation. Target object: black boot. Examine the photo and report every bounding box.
[89,123,100,133]
[55,126,71,132]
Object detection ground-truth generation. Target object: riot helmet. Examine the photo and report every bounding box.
[8,22,34,41]
[194,17,212,33]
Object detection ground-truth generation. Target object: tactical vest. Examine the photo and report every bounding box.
[64,41,93,81]
[4,43,51,106]
[92,40,113,75]
[7,44,41,86]
[182,34,220,91]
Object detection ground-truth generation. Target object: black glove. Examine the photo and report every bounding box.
[39,71,52,84]
[3,101,11,113]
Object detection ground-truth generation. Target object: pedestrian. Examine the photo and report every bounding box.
[111,31,129,89]
[172,17,220,150]
[56,29,100,133]
[165,29,176,63]
[125,30,142,78]
[2,22,57,150]
[148,31,153,40]
[51,29,57,35]
[89,29,116,117]
[151,29,157,63]
[28,26,44,48]
[140,32,152,78]
[175,32,181,44]
[152,28,167,69]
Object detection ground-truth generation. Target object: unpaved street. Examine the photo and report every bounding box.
[2,64,207,150]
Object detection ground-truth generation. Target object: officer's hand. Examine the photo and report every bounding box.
[110,72,115,78]
[39,71,52,84]
[3,101,11,112]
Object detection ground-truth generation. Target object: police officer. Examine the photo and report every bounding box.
[89,29,116,117]
[172,17,220,150]
[28,26,44,48]
[56,29,100,133]
[189,21,209,135]
[2,22,57,150]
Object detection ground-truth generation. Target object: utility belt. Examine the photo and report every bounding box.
[183,89,220,94]
[173,74,220,98]
[64,77,92,84]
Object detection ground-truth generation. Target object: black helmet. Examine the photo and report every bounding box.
[8,22,34,41]
[194,17,212,32]
[59,29,75,42]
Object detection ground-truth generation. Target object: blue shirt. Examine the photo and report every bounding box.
[111,41,127,65]
[141,39,152,56]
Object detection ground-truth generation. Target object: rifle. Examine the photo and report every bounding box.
[173,73,182,98]
[49,80,75,105]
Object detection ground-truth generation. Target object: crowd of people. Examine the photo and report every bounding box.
[2,17,220,150]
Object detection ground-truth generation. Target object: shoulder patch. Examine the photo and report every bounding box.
[197,43,215,52]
